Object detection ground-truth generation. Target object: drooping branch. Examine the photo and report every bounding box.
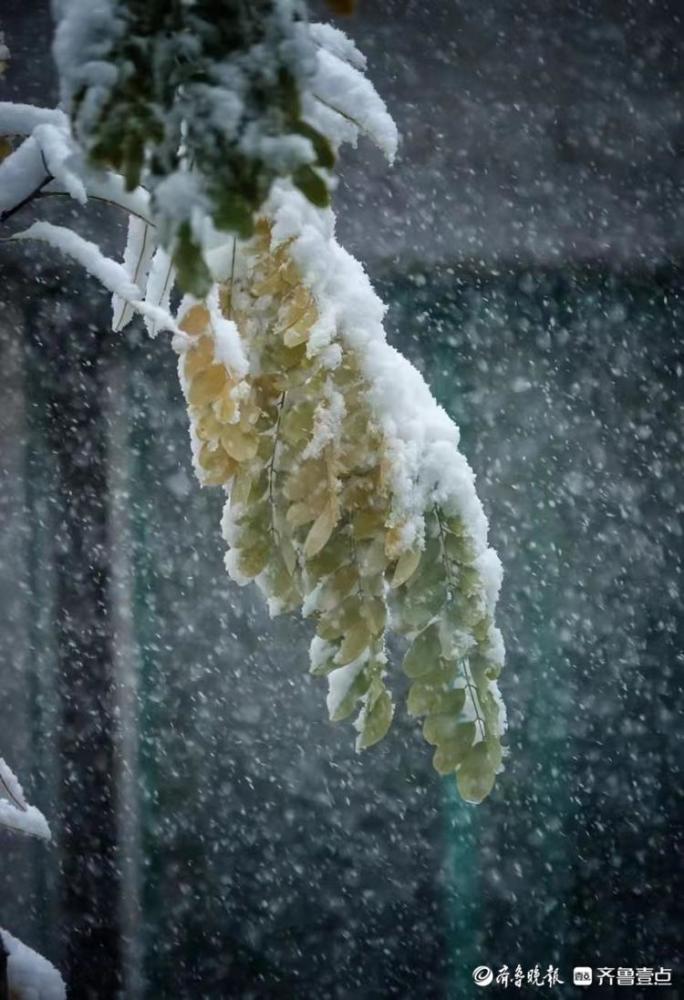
[0,11,506,806]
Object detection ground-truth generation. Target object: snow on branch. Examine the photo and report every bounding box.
[14,220,140,296]
[1,929,66,1000]
[307,47,399,161]
[0,758,50,841]
[0,138,50,219]
[12,222,179,334]
[0,102,68,136]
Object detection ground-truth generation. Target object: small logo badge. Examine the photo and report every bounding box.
[573,967,593,985]
[473,966,494,987]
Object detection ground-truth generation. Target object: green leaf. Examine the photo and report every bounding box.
[309,641,340,677]
[293,120,335,170]
[213,191,254,238]
[403,621,441,678]
[173,222,212,297]
[422,695,468,746]
[237,540,270,579]
[293,165,330,208]
[331,668,371,722]
[456,739,501,804]
[432,722,477,775]
[409,684,464,721]
[357,687,393,749]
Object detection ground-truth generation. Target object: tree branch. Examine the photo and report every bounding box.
[0,170,53,226]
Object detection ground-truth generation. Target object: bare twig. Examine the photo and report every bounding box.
[0,170,53,225]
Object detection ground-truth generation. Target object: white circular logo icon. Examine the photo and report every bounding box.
[473,966,494,987]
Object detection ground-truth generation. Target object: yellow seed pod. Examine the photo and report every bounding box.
[286,501,316,529]
[196,411,223,443]
[352,510,386,541]
[285,459,328,502]
[198,443,238,484]
[220,425,258,463]
[188,364,228,406]
[180,304,211,336]
[213,389,238,424]
[304,500,339,559]
[184,335,214,380]
[390,548,421,588]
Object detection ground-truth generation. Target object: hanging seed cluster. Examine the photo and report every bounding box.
[176,221,505,802]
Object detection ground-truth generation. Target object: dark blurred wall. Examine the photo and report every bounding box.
[323,0,684,266]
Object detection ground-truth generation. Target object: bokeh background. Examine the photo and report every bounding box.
[1,1,682,997]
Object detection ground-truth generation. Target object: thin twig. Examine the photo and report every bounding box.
[34,189,154,226]
[225,238,237,319]
[435,507,487,741]
[267,392,287,544]
[0,170,53,225]
[313,94,364,130]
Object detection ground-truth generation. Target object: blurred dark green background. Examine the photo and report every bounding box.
[0,259,680,997]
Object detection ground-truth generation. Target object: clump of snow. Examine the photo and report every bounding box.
[241,129,316,173]
[207,288,249,378]
[224,548,251,588]
[33,123,87,204]
[307,48,399,162]
[326,658,366,719]
[302,383,346,460]
[0,757,27,810]
[0,103,68,135]
[52,0,126,134]
[474,548,504,613]
[1,929,66,1000]
[309,635,334,672]
[491,681,508,734]
[0,801,51,841]
[220,502,243,549]
[154,172,209,245]
[0,758,50,841]
[0,138,48,217]
[309,23,367,71]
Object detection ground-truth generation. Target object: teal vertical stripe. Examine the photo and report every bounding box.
[444,787,480,998]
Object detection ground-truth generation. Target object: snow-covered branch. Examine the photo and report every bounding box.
[0,930,65,1000]
[0,758,50,841]
[0,13,506,803]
